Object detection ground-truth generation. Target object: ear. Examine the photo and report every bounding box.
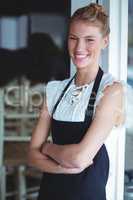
[102,35,109,49]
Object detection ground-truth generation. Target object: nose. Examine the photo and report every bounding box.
[75,39,86,52]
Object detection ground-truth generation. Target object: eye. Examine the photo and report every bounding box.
[68,36,77,40]
[86,39,94,42]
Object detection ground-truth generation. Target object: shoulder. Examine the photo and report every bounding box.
[101,72,118,87]
[46,77,71,92]
[100,72,125,96]
[94,72,126,123]
[45,77,71,99]
[96,72,124,104]
[103,80,124,96]
[98,72,125,104]
[97,73,126,126]
[95,81,123,120]
[45,77,72,115]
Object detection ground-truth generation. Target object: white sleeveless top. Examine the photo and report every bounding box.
[45,72,124,124]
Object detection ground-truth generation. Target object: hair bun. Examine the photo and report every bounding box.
[88,3,107,15]
[70,2,110,36]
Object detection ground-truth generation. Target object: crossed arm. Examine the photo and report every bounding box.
[28,96,86,174]
[41,82,125,169]
[28,82,125,173]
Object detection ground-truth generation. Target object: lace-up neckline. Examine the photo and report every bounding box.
[63,79,94,105]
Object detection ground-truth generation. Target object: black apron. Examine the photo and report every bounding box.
[38,67,109,200]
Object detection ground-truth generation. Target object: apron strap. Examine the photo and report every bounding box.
[85,67,104,117]
[51,73,76,116]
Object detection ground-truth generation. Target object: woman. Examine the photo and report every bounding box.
[28,3,125,200]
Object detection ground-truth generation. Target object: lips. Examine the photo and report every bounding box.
[75,55,87,58]
[74,54,89,61]
[71,53,92,68]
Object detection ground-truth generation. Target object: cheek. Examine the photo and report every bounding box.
[68,41,75,53]
[68,42,72,50]
[89,42,102,53]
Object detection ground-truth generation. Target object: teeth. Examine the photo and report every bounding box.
[75,55,87,58]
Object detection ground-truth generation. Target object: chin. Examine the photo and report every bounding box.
[72,57,91,68]
[74,61,91,70]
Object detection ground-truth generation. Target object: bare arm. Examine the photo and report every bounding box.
[42,142,85,168]
[42,82,125,169]
[28,146,83,174]
[28,95,84,174]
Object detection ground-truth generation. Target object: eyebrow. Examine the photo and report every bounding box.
[69,34,96,39]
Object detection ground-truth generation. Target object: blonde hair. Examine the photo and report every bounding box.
[70,3,110,37]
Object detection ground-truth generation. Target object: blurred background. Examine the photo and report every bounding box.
[0,1,71,200]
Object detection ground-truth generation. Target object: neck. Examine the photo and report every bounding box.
[75,66,99,87]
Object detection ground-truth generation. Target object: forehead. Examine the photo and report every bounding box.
[69,20,102,37]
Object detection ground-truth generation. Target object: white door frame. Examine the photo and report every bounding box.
[108,0,128,199]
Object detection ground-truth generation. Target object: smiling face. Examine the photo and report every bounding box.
[68,20,109,71]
